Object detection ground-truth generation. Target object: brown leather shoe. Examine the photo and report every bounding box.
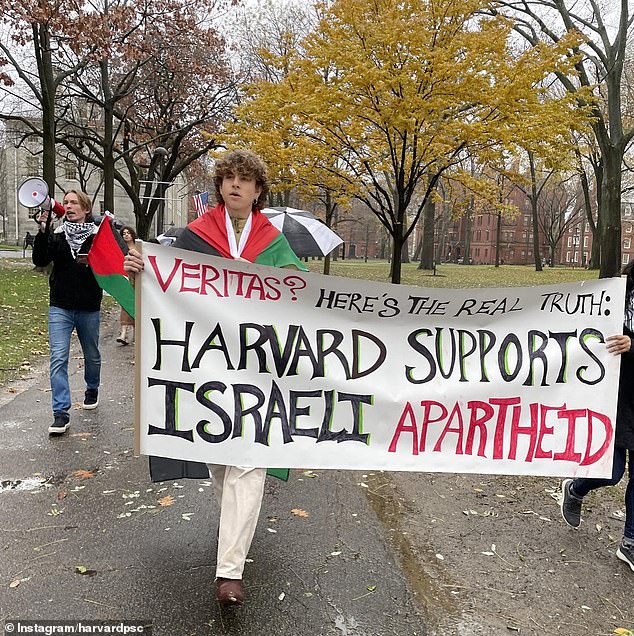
[216,578,244,606]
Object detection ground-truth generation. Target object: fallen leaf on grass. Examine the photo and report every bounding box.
[9,579,21,588]
[158,495,175,507]
[615,629,634,636]
[72,469,95,480]
[57,491,67,500]
[181,513,193,521]
[291,508,309,518]
[70,432,91,438]
[302,470,318,478]
[74,565,97,576]
[367,585,376,592]
[47,507,64,517]
[8,387,17,394]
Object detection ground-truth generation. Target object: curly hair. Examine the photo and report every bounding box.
[213,149,269,211]
[120,225,137,241]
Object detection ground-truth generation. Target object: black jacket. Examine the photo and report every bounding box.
[616,327,634,450]
[32,227,102,312]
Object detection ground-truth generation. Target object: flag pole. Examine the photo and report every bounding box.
[133,239,143,457]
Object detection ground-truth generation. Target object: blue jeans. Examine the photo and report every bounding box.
[571,447,634,539]
[48,307,101,416]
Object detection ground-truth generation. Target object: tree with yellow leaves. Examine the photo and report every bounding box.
[232,0,589,283]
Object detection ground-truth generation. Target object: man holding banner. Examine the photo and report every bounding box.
[124,149,306,607]
[32,190,102,435]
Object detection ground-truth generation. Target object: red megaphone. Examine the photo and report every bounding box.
[18,177,66,219]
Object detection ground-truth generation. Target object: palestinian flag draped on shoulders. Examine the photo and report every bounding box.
[188,203,308,271]
[87,215,135,318]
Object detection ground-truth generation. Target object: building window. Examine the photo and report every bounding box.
[566,251,570,262]
[623,253,630,265]
[625,238,631,249]
[584,252,588,263]
[585,222,589,231]
[567,237,572,247]
[627,225,633,234]
[64,160,76,180]
[25,155,40,175]
[584,236,588,247]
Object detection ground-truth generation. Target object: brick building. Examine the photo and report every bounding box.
[558,201,634,268]
[437,187,549,265]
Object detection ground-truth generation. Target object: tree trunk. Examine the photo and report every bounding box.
[36,24,56,195]
[420,196,435,269]
[100,59,115,214]
[528,154,543,272]
[599,148,622,278]
[323,192,337,275]
[463,195,473,265]
[494,209,502,267]
[580,153,600,270]
[400,211,409,263]
[390,223,404,283]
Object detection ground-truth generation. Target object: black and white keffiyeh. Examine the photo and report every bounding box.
[62,221,95,258]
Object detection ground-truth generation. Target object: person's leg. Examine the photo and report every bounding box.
[208,464,225,504]
[561,447,626,527]
[214,466,266,580]
[616,450,634,570]
[572,447,626,497]
[117,324,128,345]
[623,450,634,541]
[48,307,74,417]
[75,310,101,391]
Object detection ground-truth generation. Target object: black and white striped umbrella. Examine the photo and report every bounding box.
[261,207,343,257]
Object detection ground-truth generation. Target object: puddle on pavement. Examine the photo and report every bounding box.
[0,477,51,493]
[365,472,479,636]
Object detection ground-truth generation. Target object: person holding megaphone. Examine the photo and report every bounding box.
[32,189,103,435]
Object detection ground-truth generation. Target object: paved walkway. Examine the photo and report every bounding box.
[0,310,426,636]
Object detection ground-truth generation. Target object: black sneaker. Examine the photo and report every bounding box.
[48,414,70,435]
[616,540,634,572]
[82,389,99,410]
[560,478,582,528]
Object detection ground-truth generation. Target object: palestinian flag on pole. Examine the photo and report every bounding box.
[87,215,135,318]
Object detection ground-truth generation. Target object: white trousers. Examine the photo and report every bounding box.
[207,464,266,579]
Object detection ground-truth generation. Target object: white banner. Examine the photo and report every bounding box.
[137,242,625,478]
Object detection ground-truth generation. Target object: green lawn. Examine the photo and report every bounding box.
[0,256,599,386]
[0,259,116,385]
[308,259,598,288]
[0,260,50,384]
